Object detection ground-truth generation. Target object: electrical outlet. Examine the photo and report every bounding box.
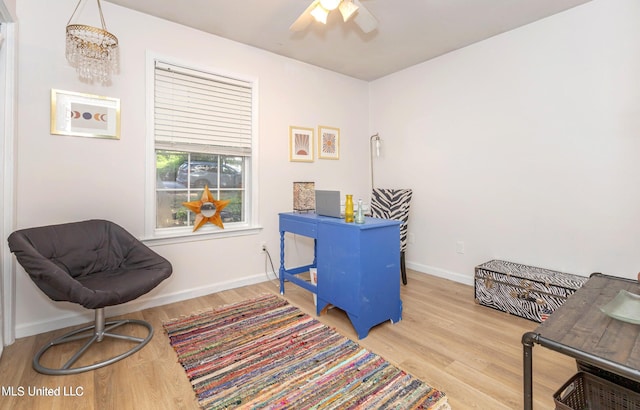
[260,241,267,253]
[408,233,415,245]
[456,241,465,254]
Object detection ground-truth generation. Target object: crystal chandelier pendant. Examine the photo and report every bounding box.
[65,0,119,84]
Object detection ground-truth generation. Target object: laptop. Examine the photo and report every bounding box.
[315,190,342,218]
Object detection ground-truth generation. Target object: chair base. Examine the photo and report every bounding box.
[33,308,153,375]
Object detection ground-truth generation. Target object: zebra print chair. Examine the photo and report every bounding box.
[370,188,413,285]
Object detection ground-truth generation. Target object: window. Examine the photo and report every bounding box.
[150,58,257,237]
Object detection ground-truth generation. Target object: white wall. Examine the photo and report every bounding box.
[370,0,640,284]
[13,0,370,337]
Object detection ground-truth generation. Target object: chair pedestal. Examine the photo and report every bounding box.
[33,308,153,375]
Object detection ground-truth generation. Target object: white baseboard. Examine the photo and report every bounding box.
[406,261,474,286]
[14,273,270,339]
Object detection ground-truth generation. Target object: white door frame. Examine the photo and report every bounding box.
[0,0,18,352]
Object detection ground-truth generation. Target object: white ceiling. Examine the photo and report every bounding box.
[104,0,592,81]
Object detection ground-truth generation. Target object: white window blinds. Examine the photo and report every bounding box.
[154,61,253,155]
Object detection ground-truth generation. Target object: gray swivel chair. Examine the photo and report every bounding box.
[7,219,172,375]
[370,188,413,285]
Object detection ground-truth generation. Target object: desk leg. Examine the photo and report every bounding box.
[522,332,537,410]
[279,230,285,294]
[313,238,317,266]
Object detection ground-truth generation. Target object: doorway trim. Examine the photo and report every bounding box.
[0,0,18,351]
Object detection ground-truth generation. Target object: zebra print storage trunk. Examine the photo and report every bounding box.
[474,260,588,323]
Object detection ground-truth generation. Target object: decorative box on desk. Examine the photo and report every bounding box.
[279,212,402,339]
[474,260,588,322]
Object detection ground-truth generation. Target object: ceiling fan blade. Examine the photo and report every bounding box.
[352,0,378,33]
[289,0,320,32]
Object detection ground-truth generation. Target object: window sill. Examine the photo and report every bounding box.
[142,224,263,247]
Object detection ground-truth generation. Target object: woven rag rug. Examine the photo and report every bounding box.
[163,294,449,409]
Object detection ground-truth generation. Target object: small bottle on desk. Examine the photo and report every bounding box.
[355,199,365,224]
[344,194,354,223]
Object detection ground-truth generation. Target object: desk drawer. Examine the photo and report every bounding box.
[280,216,317,238]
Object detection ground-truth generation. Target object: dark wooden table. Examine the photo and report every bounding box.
[522,273,640,409]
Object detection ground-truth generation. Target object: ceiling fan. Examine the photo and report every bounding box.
[290,0,378,34]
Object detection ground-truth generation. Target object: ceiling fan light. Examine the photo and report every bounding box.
[339,1,359,22]
[319,0,341,11]
[310,5,329,24]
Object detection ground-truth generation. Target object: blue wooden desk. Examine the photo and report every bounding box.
[279,212,402,339]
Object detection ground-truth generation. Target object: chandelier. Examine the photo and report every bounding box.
[65,0,119,84]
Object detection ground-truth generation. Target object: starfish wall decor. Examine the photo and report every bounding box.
[182,185,230,231]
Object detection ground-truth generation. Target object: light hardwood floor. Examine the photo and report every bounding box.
[0,270,577,409]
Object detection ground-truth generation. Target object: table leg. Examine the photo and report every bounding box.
[312,238,317,266]
[279,230,285,294]
[522,332,537,410]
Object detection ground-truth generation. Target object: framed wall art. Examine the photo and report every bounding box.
[50,89,121,139]
[318,125,340,160]
[289,126,314,162]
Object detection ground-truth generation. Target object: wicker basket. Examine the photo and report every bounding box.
[554,372,640,410]
[577,361,640,393]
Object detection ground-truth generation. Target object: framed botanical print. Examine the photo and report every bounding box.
[318,125,339,160]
